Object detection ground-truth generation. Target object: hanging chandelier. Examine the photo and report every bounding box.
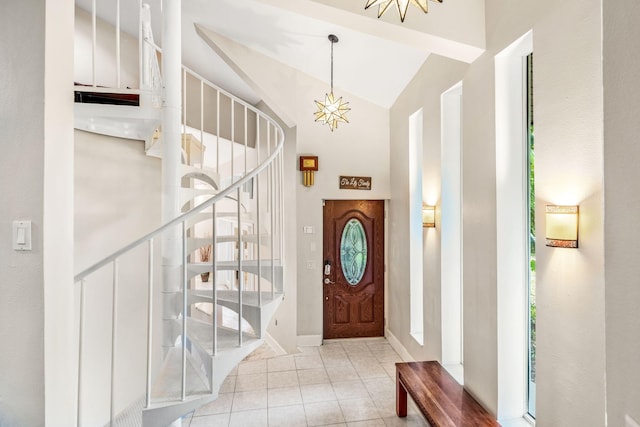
[364,0,443,22]
[314,34,350,132]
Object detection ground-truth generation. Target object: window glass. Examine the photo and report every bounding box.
[340,218,367,285]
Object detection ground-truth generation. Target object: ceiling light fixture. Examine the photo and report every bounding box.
[364,0,443,22]
[314,34,350,132]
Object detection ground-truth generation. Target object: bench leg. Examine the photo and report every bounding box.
[396,371,407,417]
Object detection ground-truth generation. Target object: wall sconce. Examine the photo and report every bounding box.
[422,205,435,228]
[299,155,318,187]
[545,205,579,248]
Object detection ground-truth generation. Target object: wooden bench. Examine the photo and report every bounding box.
[396,361,501,427]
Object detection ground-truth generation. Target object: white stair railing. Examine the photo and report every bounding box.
[74,116,284,426]
[75,1,161,107]
[73,3,286,426]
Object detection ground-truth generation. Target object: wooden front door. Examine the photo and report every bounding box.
[323,200,384,339]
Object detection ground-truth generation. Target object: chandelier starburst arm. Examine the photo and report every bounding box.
[364,0,443,22]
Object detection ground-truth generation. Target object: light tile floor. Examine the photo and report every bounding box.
[183,338,429,427]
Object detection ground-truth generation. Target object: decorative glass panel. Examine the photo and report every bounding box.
[340,218,367,285]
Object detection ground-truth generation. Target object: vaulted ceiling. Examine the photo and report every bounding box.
[77,0,485,108]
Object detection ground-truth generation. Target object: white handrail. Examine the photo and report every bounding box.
[75,4,285,424]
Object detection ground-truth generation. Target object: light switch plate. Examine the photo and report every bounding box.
[303,226,314,234]
[13,220,32,251]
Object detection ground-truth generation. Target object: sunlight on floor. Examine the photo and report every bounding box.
[182,338,428,427]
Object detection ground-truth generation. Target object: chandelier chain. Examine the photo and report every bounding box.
[330,37,334,92]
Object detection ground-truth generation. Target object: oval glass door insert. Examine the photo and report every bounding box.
[340,218,368,285]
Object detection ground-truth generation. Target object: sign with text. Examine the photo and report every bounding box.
[339,176,372,190]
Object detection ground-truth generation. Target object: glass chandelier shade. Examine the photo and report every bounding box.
[314,34,350,132]
[364,0,443,22]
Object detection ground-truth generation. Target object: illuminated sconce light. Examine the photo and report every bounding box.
[545,205,579,248]
[299,155,318,187]
[422,204,435,228]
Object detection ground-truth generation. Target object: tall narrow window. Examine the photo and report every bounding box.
[526,53,536,419]
[441,82,463,381]
[495,30,532,422]
[409,109,424,345]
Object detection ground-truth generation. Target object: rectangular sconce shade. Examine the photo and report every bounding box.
[545,205,578,248]
[422,205,435,228]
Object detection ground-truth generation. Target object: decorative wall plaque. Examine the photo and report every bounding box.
[339,176,372,190]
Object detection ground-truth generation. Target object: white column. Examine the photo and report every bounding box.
[162,0,183,352]
[44,0,76,425]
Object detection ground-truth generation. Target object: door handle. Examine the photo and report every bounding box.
[324,278,335,285]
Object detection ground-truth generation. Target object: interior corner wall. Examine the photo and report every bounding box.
[294,73,390,339]
[603,1,640,426]
[389,0,605,423]
[0,1,48,425]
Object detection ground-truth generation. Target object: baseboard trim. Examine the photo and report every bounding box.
[264,332,287,356]
[385,328,414,362]
[297,334,323,347]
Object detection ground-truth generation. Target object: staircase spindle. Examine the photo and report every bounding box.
[269,124,275,299]
[181,222,188,401]
[237,187,243,346]
[200,80,205,168]
[77,279,86,427]
[116,0,121,88]
[138,0,143,95]
[145,239,154,408]
[212,204,218,359]
[182,69,187,139]
[244,106,248,177]
[256,115,262,305]
[257,176,262,306]
[278,149,284,292]
[110,260,119,427]
[91,0,97,87]
[231,99,235,182]
[216,90,220,175]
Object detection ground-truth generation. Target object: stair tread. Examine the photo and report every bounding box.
[185,317,261,354]
[190,289,283,307]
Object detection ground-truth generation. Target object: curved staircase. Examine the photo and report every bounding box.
[73,2,285,426]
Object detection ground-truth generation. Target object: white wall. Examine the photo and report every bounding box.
[389,0,605,424]
[0,1,75,425]
[533,2,604,425]
[389,54,468,364]
[603,1,640,426]
[0,2,46,424]
[75,130,161,424]
[75,131,161,271]
[294,74,390,340]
